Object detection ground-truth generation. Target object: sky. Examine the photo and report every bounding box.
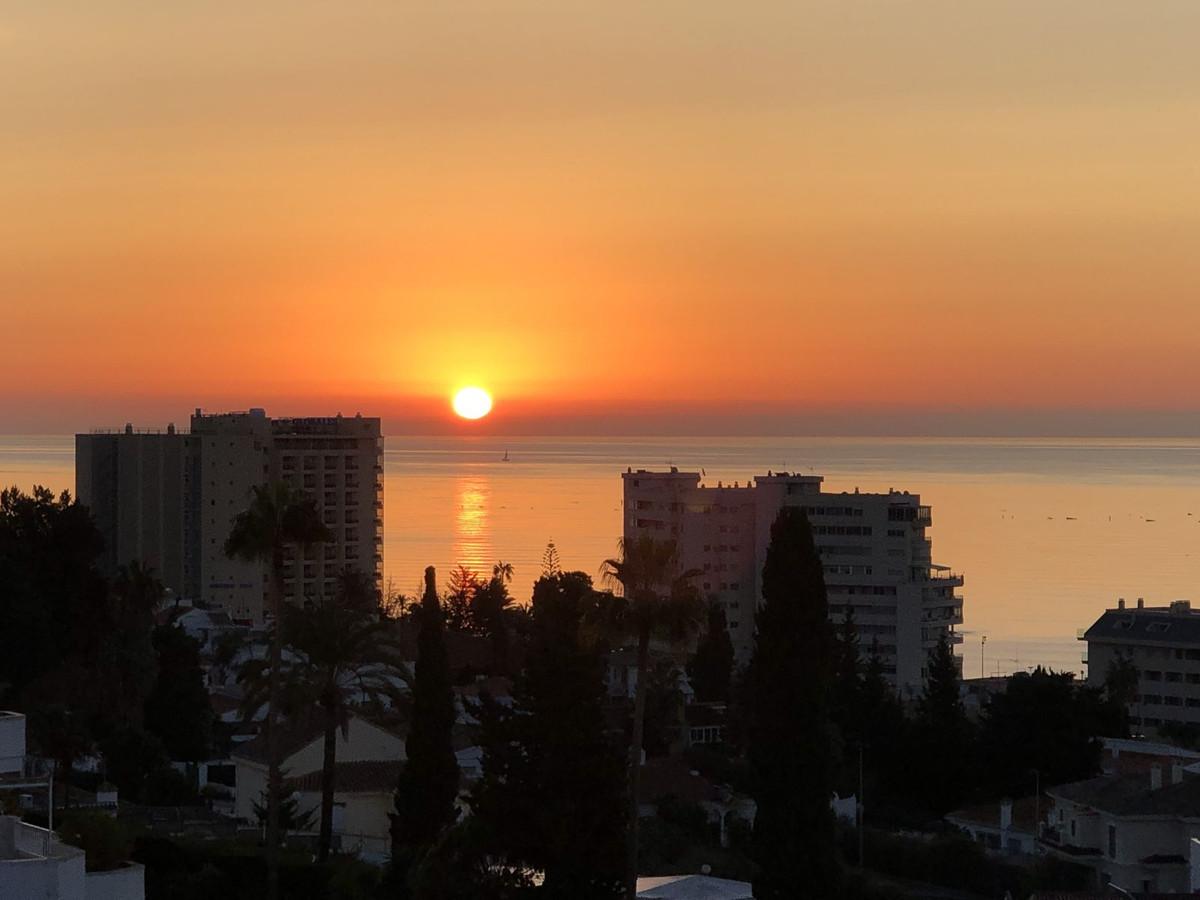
[4,2,1200,435]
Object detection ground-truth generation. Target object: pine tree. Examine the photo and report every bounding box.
[746,507,840,899]
[470,571,626,898]
[688,602,735,704]
[913,632,972,814]
[392,568,460,865]
[830,608,862,750]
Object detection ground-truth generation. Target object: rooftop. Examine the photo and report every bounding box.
[1047,771,1200,818]
[1084,603,1200,646]
[946,794,1046,833]
[636,874,753,899]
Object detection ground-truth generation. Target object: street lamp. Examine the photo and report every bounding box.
[981,635,987,679]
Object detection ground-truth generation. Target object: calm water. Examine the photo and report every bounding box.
[6,434,1200,679]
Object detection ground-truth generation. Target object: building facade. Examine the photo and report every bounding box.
[621,469,963,691]
[75,426,188,593]
[1042,764,1200,894]
[76,408,383,623]
[1084,599,1200,735]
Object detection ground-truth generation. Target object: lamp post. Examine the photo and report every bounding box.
[981,635,987,679]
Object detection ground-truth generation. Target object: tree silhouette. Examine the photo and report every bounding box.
[600,535,703,898]
[224,482,331,900]
[688,601,735,704]
[392,567,460,878]
[746,507,839,898]
[913,632,972,814]
[241,568,407,862]
[471,571,625,897]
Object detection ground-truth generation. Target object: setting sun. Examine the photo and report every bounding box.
[452,386,493,420]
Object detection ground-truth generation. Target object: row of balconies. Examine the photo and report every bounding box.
[280,454,368,472]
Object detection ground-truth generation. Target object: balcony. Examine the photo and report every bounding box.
[915,565,963,585]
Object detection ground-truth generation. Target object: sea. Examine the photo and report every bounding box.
[5,434,1200,681]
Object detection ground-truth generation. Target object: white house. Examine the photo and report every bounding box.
[230,715,406,826]
[1042,763,1200,893]
[0,816,144,900]
[285,761,402,862]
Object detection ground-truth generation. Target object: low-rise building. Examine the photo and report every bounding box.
[284,761,402,862]
[1041,763,1200,894]
[0,816,144,900]
[230,715,405,825]
[1083,599,1200,735]
[946,795,1043,856]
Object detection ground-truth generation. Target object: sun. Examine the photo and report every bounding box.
[452,386,493,420]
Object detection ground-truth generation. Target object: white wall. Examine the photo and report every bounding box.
[234,718,404,822]
[85,863,145,900]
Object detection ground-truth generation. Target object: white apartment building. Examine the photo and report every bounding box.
[77,409,383,623]
[621,469,963,692]
[1083,599,1200,735]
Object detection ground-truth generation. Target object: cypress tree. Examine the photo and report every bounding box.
[470,571,626,898]
[746,507,839,899]
[688,601,735,704]
[392,567,460,860]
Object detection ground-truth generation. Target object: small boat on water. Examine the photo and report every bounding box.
[502,449,510,462]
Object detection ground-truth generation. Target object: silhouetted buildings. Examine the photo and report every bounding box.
[76,408,383,622]
[622,469,963,691]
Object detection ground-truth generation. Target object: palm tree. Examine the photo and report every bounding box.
[600,535,704,898]
[276,569,408,862]
[224,482,331,899]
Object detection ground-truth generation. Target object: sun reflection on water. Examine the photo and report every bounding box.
[453,476,492,573]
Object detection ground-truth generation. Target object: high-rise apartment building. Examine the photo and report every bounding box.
[621,469,963,691]
[76,425,188,594]
[77,408,383,623]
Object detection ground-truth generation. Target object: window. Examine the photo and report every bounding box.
[1166,672,1183,683]
[1107,824,1116,859]
[1145,671,1163,681]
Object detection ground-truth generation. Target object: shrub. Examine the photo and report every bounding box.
[58,811,130,872]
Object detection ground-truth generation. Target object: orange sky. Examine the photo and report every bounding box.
[4,2,1200,434]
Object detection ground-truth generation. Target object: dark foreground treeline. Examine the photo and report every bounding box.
[2,487,1118,899]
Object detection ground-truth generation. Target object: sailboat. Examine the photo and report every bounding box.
[502,449,510,462]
